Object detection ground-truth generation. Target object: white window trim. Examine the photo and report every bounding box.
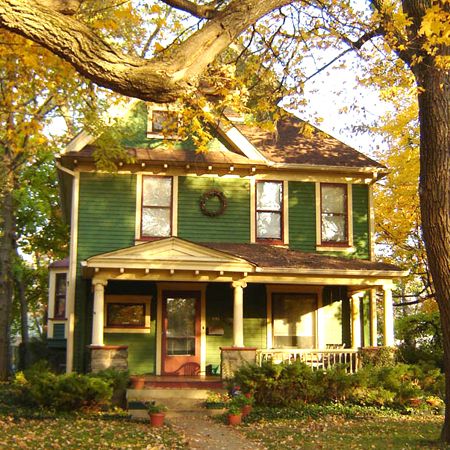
[135,174,177,242]
[47,269,68,339]
[266,285,324,350]
[315,182,354,251]
[255,179,284,243]
[104,295,151,334]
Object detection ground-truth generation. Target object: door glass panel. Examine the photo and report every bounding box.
[273,294,316,348]
[166,297,196,356]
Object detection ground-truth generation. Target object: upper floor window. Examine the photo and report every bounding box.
[256,181,283,241]
[141,176,172,238]
[54,273,67,319]
[147,104,179,138]
[320,184,348,244]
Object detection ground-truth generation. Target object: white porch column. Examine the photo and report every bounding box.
[92,279,108,346]
[232,281,247,347]
[383,285,395,346]
[351,292,363,349]
[370,288,378,347]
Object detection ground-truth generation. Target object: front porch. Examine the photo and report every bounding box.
[74,238,405,377]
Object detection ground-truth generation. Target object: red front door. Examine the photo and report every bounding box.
[162,291,201,375]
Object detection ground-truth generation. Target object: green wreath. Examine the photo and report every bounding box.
[200,189,227,217]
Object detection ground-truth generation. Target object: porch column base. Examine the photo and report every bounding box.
[220,346,257,380]
[88,345,128,373]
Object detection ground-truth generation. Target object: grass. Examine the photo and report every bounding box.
[240,409,448,449]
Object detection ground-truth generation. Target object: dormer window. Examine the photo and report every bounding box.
[141,176,173,238]
[256,180,283,242]
[147,104,179,138]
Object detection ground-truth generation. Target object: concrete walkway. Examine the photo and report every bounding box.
[169,412,266,450]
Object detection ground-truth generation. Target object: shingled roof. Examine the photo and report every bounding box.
[235,115,383,168]
[202,242,402,273]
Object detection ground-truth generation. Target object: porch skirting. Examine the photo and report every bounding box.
[89,345,128,372]
[220,346,257,379]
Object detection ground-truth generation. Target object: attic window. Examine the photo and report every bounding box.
[147,105,179,138]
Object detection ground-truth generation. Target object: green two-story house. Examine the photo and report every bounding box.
[47,101,405,376]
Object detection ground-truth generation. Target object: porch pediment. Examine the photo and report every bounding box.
[82,237,255,274]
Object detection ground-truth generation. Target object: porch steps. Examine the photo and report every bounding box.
[127,386,227,419]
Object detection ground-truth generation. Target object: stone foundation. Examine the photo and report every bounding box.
[220,347,257,379]
[89,345,128,372]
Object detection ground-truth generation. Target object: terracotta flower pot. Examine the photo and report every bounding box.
[241,404,252,417]
[227,413,242,426]
[149,412,165,427]
[130,376,145,390]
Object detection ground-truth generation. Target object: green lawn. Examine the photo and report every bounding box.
[0,414,187,449]
[242,414,447,449]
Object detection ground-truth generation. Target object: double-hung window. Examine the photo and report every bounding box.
[54,273,67,319]
[256,181,283,241]
[320,183,348,245]
[141,176,172,238]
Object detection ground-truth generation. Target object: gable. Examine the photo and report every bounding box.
[82,237,255,273]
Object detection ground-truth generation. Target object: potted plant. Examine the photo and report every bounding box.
[129,374,146,390]
[233,393,253,417]
[147,401,167,427]
[226,401,242,426]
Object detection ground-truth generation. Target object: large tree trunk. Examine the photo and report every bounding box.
[16,275,30,369]
[415,63,450,441]
[0,162,15,380]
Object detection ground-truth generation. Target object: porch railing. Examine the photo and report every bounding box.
[256,348,361,373]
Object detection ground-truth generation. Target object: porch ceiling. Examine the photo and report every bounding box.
[81,237,407,287]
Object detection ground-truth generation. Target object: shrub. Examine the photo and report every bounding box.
[396,311,443,369]
[14,363,113,411]
[230,360,444,411]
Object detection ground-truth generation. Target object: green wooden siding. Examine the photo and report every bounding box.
[105,334,155,374]
[77,173,136,261]
[205,283,233,370]
[53,323,66,340]
[243,284,267,349]
[288,182,316,252]
[352,184,370,259]
[178,176,250,243]
[361,292,371,347]
[73,172,137,372]
[205,283,266,370]
[103,281,157,374]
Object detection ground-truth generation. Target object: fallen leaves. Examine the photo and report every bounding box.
[0,415,187,449]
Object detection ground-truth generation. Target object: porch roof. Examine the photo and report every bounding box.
[201,242,403,274]
[81,237,407,283]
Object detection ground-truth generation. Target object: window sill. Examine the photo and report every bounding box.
[146,132,179,140]
[104,327,150,334]
[316,245,355,253]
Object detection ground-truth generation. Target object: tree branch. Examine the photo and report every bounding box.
[159,0,219,19]
[0,0,292,102]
